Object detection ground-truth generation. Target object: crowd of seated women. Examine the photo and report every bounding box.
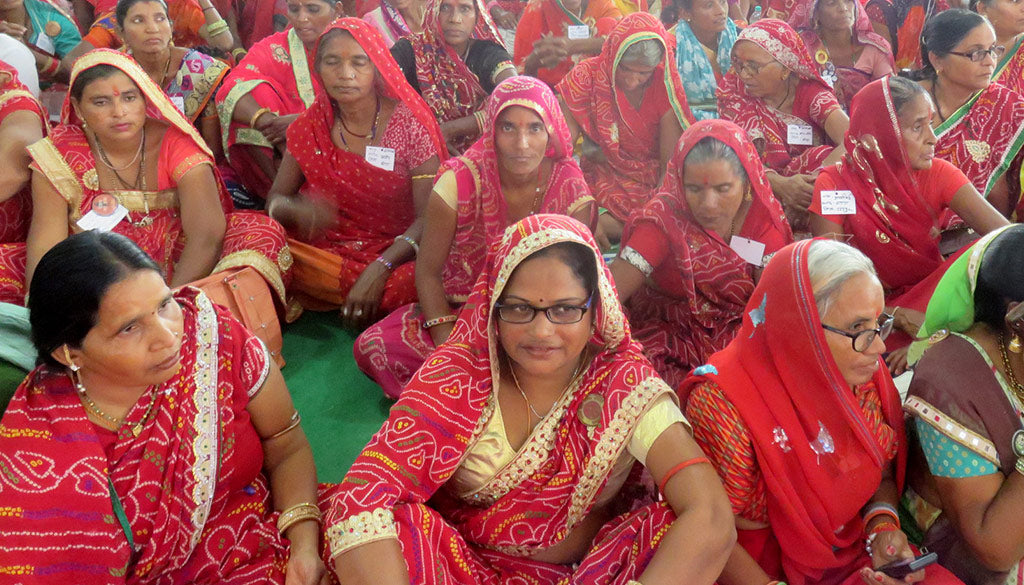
[3,0,1024,583]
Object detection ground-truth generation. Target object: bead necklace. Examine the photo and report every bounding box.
[336,96,381,148]
[76,378,159,437]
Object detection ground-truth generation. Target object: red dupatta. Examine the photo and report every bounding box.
[557,12,694,221]
[679,240,906,585]
[286,18,446,258]
[717,19,839,175]
[0,61,46,243]
[818,77,942,296]
[325,213,676,562]
[440,75,593,301]
[624,119,792,370]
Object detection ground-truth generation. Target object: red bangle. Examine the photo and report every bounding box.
[868,521,899,535]
[658,456,710,495]
[42,56,60,76]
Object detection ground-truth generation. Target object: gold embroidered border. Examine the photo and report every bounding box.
[904,396,999,465]
[567,194,595,217]
[0,90,43,119]
[212,249,288,305]
[217,79,274,156]
[327,507,399,559]
[187,292,221,552]
[112,189,179,212]
[172,154,214,183]
[287,28,316,108]
[26,136,84,223]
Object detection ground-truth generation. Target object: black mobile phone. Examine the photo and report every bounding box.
[878,552,938,579]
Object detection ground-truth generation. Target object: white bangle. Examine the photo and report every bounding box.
[394,234,419,254]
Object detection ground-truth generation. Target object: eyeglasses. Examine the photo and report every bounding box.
[732,58,778,77]
[820,313,894,353]
[947,45,1005,63]
[495,296,593,324]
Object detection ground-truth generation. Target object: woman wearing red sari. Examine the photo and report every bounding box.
[16,50,291,310]
[557,12,693,246]
[329,213,735,585]
[680,239,963,585]
[354,75,594,399]
[214,0,343,202]
[513,0,621,87]
[363,0,426,46]
[610,119,792,389]
[809,76,1007,362]
[0,60,46,305]
[718,18,848,227]
[267,18,443,327]
[977,0,1024,96]
[0,230,327,584]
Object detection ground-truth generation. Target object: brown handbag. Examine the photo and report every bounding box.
[186,267,286,368]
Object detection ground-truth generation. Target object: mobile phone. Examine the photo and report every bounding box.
[1007,302,1024,327]
[877,552,938,579]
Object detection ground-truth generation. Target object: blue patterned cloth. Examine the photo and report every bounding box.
[674,19,736,121]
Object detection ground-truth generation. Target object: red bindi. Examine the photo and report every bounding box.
[112,88,120,97]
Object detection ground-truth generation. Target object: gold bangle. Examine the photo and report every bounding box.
[249,107,272,128]
[411,173,435,181]
[263,410,301,441]
[206,19,229,36]
[277,502,322,534]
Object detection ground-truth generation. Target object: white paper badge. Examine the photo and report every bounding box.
[819,190,857,215]
[364,146,396,172]
[76,204,129,232]
[566,24,590,39]
[171,95,186,114]
[730,236,767,267]
[787,123,813,146]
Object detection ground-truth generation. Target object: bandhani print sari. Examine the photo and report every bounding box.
[363,0,418,46]
[23,50,292,305]
[992,35,1024,96]
[327,213,681,584]
[557,12,695,223]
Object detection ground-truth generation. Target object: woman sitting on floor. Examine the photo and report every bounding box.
[681,239,964,585]
[513,0,621,87]
[327,213,735,585]
[976,0,1024,96]
[610,119,792,389]
[809,76,1007,365]
[557,12,693,247]
[664,0,736,121]
[354,75,594,400]
[267,18,443,328]
[363,0,426,47]
[0,230,326,584]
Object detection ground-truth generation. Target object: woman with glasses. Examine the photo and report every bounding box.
[973,0,1024,96]
[681,239,963,585]
[718,19,849,229]
[905,225,1024,585]
[328,213,735,585]
[908,9,1024,222]
[809,76,1007,369]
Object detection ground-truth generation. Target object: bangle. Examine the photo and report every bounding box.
[249,107,272,128]
[375,256,394,271]
[657,456,710,495]
[206,19,229,37]
[411,173,435,181]
[863,502,900,529]
[202,3,217,10]
[422,314,457,329]
[232,47,248,60]
[263,410,301,441]
[1016,457,1024,476]
[394,234,419,254]
[474,110,487,134]
[276,502,322,535]
[868,521,899,535]
[42,56,60,76]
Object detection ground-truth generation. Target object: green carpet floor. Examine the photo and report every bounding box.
[280,310,390,483]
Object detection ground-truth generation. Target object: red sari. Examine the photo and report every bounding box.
[284,18,445,311]
[993,35,1024,96]
[557,12,694,223]
[354,75,594,399]
[15,50,291,307]
[214,29,320,200]
[620,119,792,389]
[717,19,842,177]
[0,288,292,583]
[512,0,622,87]
[0,62,46,245]
[679,240,911,585]
[327,214,681,584]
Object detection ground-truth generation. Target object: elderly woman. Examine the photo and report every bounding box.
[557,12,693,247]
[976,0,1024,95]
[664,0,736,120]
[809,76,1006,363]
[390,0,516,153]
[513,0,621,87]
[718,19,849,226]
[909,9,1024,221]
[905,224,1024,585]
[610,119,792,389]
[0,231,326,584]
[215,0,343,202]
[18,50,291,314]
[267,18,444,327]
[116,0,229,159]
[329,213,735,585]
[354,75,594,399]
[681,239,962,585]
[363,0,426,46]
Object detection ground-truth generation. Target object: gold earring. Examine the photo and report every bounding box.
[744,188,752,202]
[1010,334,1022,354]
[62,345,79,371]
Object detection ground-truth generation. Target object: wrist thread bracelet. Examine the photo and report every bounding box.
[422,314,457,329]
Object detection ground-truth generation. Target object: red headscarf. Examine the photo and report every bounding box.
[0,59,46,244]
[818,76,942,295]
[679,239,906,584]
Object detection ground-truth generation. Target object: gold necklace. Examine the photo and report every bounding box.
[506,350,589,424]
[999,331,1024,403]
[75,377,159,437]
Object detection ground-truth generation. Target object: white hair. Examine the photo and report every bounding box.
[806,239,879,318]
[620,38,665,67]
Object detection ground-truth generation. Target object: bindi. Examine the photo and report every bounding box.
[112,88,120,97]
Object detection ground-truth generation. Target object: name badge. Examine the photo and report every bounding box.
[566,24,590,39]
[819,190,857,215]
[787,123,813,146]
[171,95,186,115]
[730,236,767,267]
[77,199,129,232]
[365,146,396,171]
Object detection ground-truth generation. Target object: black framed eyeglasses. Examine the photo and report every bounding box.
[821,313,894,353]
[948,45,1005,63]
[495,296,593,324]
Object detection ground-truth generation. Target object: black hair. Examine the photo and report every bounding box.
[115,0,169,31]
[315,26,352,70]
[888,75,927,115]
[908,9,988,81]
[514,241,599,299]
[974,226,1024,329]
[70,64,130,101]
[29,231,162,368]
[660,0,693,26]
